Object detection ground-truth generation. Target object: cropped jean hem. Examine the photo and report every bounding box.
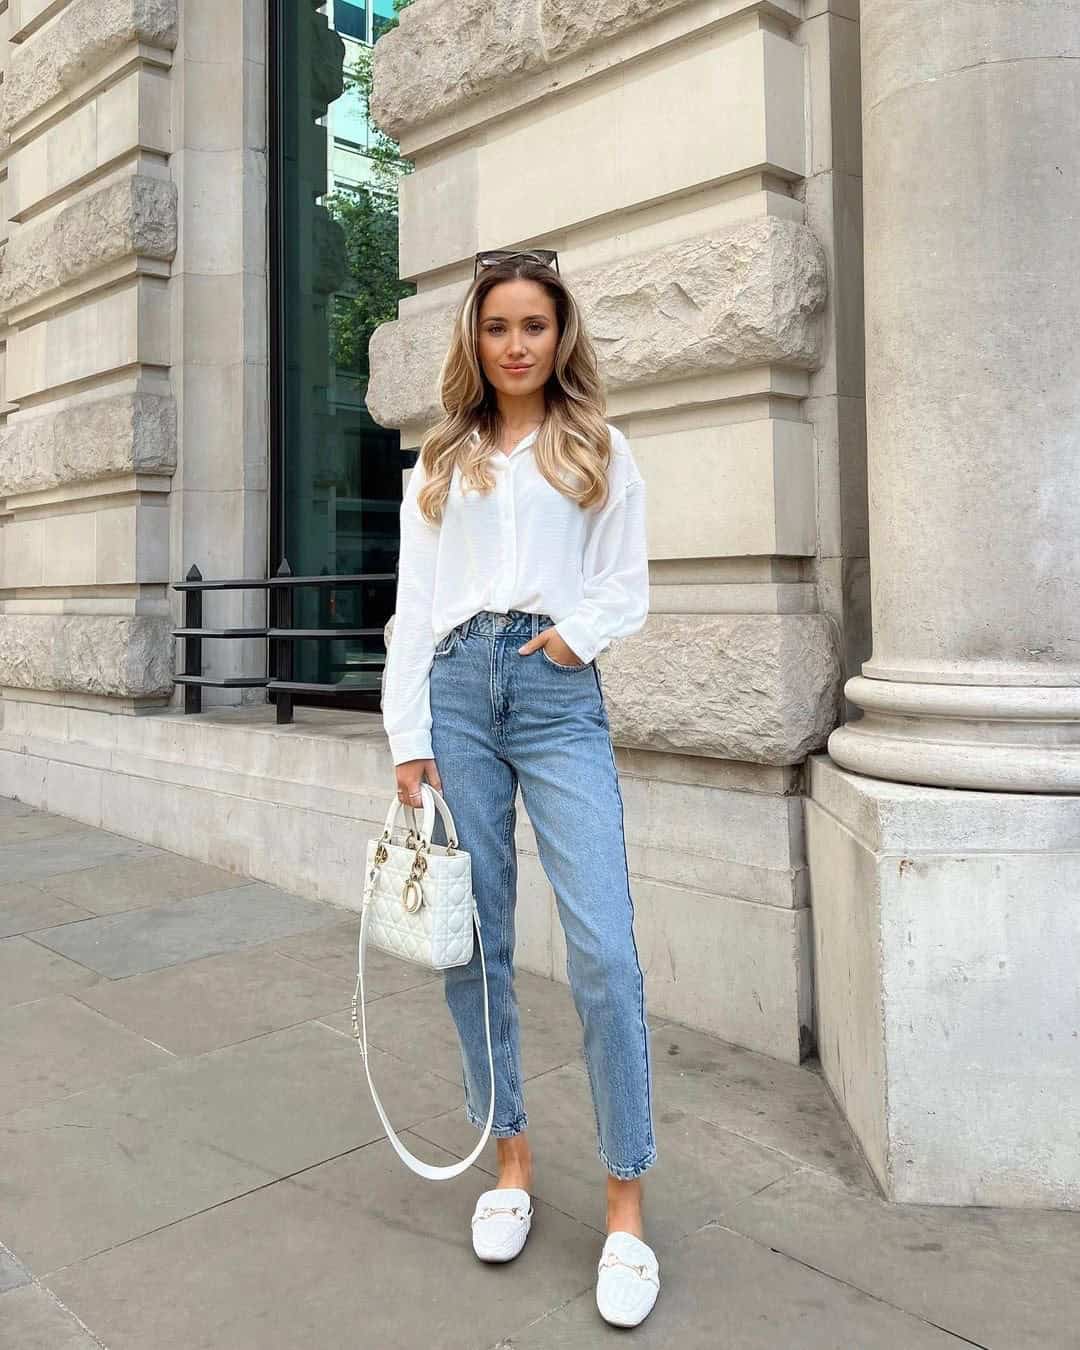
[465,1104,529,1138]
[599,1143,658,1181]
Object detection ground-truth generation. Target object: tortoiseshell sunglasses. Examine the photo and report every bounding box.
[473,248,560,280]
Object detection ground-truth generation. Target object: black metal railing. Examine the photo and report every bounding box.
[172,560,396,723]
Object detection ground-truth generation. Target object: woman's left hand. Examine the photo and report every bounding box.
[517,629,585,667]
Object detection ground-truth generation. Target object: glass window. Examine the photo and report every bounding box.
[335,1,368,42]
[270,0,416,705]
[373,0,397,41]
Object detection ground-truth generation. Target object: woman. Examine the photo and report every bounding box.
[380,248,660,1328]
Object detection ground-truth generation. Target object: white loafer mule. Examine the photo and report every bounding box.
[471,1186,534,1262]
[596,1230,661,1327]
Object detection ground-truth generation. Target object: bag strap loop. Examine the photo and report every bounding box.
[353,901,495,1179]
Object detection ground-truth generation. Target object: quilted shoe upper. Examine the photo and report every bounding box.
[595,1230,661,1326]
[471,1186,534,1262]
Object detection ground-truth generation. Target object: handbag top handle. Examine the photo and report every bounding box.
[384,782,460,850]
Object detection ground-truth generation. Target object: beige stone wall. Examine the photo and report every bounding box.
[0,0,268,711]
[369,0,866,767]
[369,0,868,1060]
[0,0,179,707]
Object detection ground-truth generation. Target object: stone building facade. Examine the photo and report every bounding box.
[0,0,1075,1210]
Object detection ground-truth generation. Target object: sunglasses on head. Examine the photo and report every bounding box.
[473,248,560,280]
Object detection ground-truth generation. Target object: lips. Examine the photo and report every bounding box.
[502,365,532,371]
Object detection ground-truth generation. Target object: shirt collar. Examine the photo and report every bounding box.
[470,426,539,460]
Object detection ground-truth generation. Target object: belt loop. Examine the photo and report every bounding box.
[531,612,538,639]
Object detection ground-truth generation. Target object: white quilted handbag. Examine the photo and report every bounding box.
[351,782,495,1180]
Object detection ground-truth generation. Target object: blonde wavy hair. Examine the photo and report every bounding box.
[413,255,614,525]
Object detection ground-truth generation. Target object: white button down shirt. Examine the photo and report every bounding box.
[380,421,649,765]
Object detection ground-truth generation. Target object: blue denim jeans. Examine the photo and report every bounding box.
[426,608,657,1180]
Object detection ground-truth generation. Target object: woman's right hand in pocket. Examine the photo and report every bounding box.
[395,758,442,810]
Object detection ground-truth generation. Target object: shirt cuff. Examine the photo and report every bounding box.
[552,614,604,667]
[388,728,434,765]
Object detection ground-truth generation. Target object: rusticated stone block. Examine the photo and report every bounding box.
[371,0,696,140]
[0,176,177,314]
[372,0,539,140]
[367,218,826,429]
[4,0,178,132]
[540,0,692,53]
[601,613,842,764]
[0,615,175,698]
[577,219,826,382]
[0,393,177,497]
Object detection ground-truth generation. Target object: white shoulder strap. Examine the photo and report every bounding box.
[352,898,496,1180]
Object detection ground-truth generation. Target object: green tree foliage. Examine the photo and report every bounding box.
[326,0,416,376]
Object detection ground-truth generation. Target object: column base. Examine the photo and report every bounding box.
[830,676,1080,792]
[807,752,1080,1209]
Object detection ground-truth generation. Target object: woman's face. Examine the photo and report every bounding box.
[476,279,559,402]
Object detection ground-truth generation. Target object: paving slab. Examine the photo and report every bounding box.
[722,1166,1080,1349]
[0,994,173,1116]
[0,882,95,939]
[0,798,37,818]
[413,1060,800,1248]
[317,963,665,1091]
[0,830,166,884]
[75,944,354,1056]
[270,913,443,1000]
[35,852,253,915]
[29,882,347,978]
[0,934,103,1007]
[505,1222,969,1348]
[0,1283,104,1350]
[0,1244,33,1293]
[0,1019,458,1273]
[648,1019,876,1189]
[0,813,89,846]
[43,1137,601,1350]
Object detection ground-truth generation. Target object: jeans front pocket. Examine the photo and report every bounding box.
[432,626,461,659]
[541,644,589,672]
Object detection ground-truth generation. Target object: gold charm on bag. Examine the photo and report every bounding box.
[402,840,429,913]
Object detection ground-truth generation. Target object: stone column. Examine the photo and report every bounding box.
[808,0,1080,1208]
[828,0,1080,792]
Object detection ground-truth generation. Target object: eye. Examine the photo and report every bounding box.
[484,322,547,335]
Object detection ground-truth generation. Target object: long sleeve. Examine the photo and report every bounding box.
[380,458,441,765]
[553,445,650,667]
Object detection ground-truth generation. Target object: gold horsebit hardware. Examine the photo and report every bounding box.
[473,1203,529,1224]
[599,1252,660,1284]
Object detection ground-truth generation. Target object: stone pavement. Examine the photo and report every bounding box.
[1,795,1077,1350]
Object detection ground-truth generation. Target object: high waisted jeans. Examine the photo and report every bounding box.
[426,609,657,1180]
